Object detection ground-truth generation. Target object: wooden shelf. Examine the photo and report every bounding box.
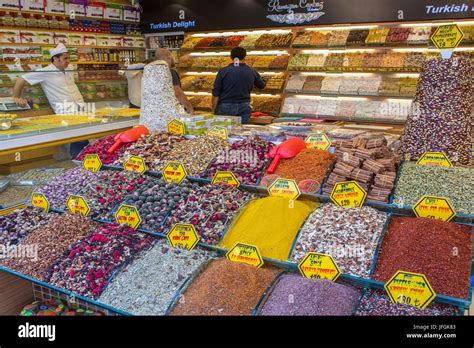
[0,26,142,38]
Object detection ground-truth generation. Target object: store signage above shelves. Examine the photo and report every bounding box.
[142,0,474,33]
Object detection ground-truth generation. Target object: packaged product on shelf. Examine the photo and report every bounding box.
[289,54,309,69]
[392,162,474,215]
[220,197,317,260]
[324,53,345,68]
[306,54,327,68]
[293,31,313,46]
[365,28,390,44]
[46,224,153,299]
[320,75,343,93]
[252,56,274,68]
[181,37,202,49]
[327,30,349,46]
[119,178,196,232]
[290,204,388,278]
[355,289,460,316]
[268,55,289,69]
[170,258,279,315]
[0,207,60,249]
[378,77,401,95]
[297,98,320,115]
[224,35,244,47]
[262,148,335,186]
[357,76,382,95]
[407,26,433,44]
[205,136,273,185]
[251,96,282,114]
[0,30,20,43]
[362,52,385,68]
[302,75,324,92]
[1,214,100,281]
[258,275,360,315]
[372,217,472,299]
[98,240,213,315]
[163,184,255,245]
[461,25,474,42]
[334,100,358,118]
[346,29,370,46]
[386,28,411,44]
[36,167,97,210]
[238,34,261,49]
[209,36,227,47]
[381,52,406,68]
[400,57,473,165]
[194,37,213,48]
[317,99,338,116]
[281,97,304,114]
[339,77,361,94]
[398,77,418,96]
[263,75,285,91]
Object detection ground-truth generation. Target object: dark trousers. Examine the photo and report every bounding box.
[215,102,252,124]
[70,140,89,159]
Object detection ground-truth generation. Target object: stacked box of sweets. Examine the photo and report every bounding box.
[322,135,402,203]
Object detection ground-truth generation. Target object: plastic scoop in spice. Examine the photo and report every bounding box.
[108,126,150,153]
[267,137,307,174]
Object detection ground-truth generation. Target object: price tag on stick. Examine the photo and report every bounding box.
[413,195,456,222]
[384,270,436,309]
[305,133,331,151]
[226,243,264,268]
[115,204,142,229]
[66,195,90,216]
[211,171,240,187]
[31,192,50,213]
[330,181,367,208]
[416,152,452,168]
[298,252,341,281]
[167,119,185,135]
[167,223,199,250]
[268,178,301,201]
[124,155,147,174]
[162,162,187,185]
[82,154,102,173]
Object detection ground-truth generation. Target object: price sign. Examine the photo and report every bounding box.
[211,171,240,187]
[167,119,185,135]
[330,181,367,208]
[124,155,147,174]
[416,152,452,168]
[413,195,456,222]
[167,223,199,250]
[66,195,90,216]
[268,178,301,201]
[305,133,331,151]
[82,154,102,173]
[115,204,142,229]
[207,126,228,140]
[31,192,49,213]
[385,271,436,309]
[431,24,464,50]
[298,252,341,281]
[162,162,187,185]
[226,243,264,268]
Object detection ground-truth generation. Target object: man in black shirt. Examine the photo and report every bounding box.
[212,47,266,124]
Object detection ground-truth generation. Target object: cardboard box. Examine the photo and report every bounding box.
[0,30,20,44]
[86,4,104,18]
[83,35,97,46]
[104,5,122,20]
[68,34,84,46]
[53,33,68,45]
[45,0,66,14]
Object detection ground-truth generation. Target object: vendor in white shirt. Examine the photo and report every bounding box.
[13,43,88,157]
[13,43,85,114]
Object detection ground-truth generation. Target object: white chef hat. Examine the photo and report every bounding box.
[50,43,68,57]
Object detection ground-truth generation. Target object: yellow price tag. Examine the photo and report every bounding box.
[413,195,456,222]
[298,252,341,281]
[226,243,264,268]
[162,162,188,185]
[431,24,464,50]
[211,171,240,187]
[31,192,50,213]
[82,154,102,173]
[385,270,436,309]
[330,181,367,208]
[115,204,142,230]
[167,119,185,135]
[207,126,228,140]
[268,178,301,201]
[167,223,199,250]
[124,155,147,174]
[66,195,90,216]
[304,133,331,151]
[416,152,452,168]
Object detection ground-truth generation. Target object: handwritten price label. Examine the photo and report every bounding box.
[31,192,49,213]
[413,196,456,222]
[167,223,199,250]
[385,271,436,309]
[226,243,264,268]
[124,155,147,174]
[330,181,367,208]
[298,252,341,281]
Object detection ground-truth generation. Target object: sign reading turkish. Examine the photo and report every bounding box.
[431,24,464,50]
[124,155,147,174]
[298,252,341,281]
[82,154,102,173]
[268,178,301,200]
[167,223,200,250]
[115,204,142,229]
[330,181,367,208]
[31,192,49,213]
[207,126,228,140]
[384,270,436,309]
[66,195,90,216]
[162,161,187,185]
[413,195,456,222]
[305,133,331,151]
[226,243,264,268]
[211,171,240,187]
[167,119,185,135]
[416,152,452,167]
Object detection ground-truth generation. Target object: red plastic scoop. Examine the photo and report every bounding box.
[107,125,149,153]
[266,137,307,174]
